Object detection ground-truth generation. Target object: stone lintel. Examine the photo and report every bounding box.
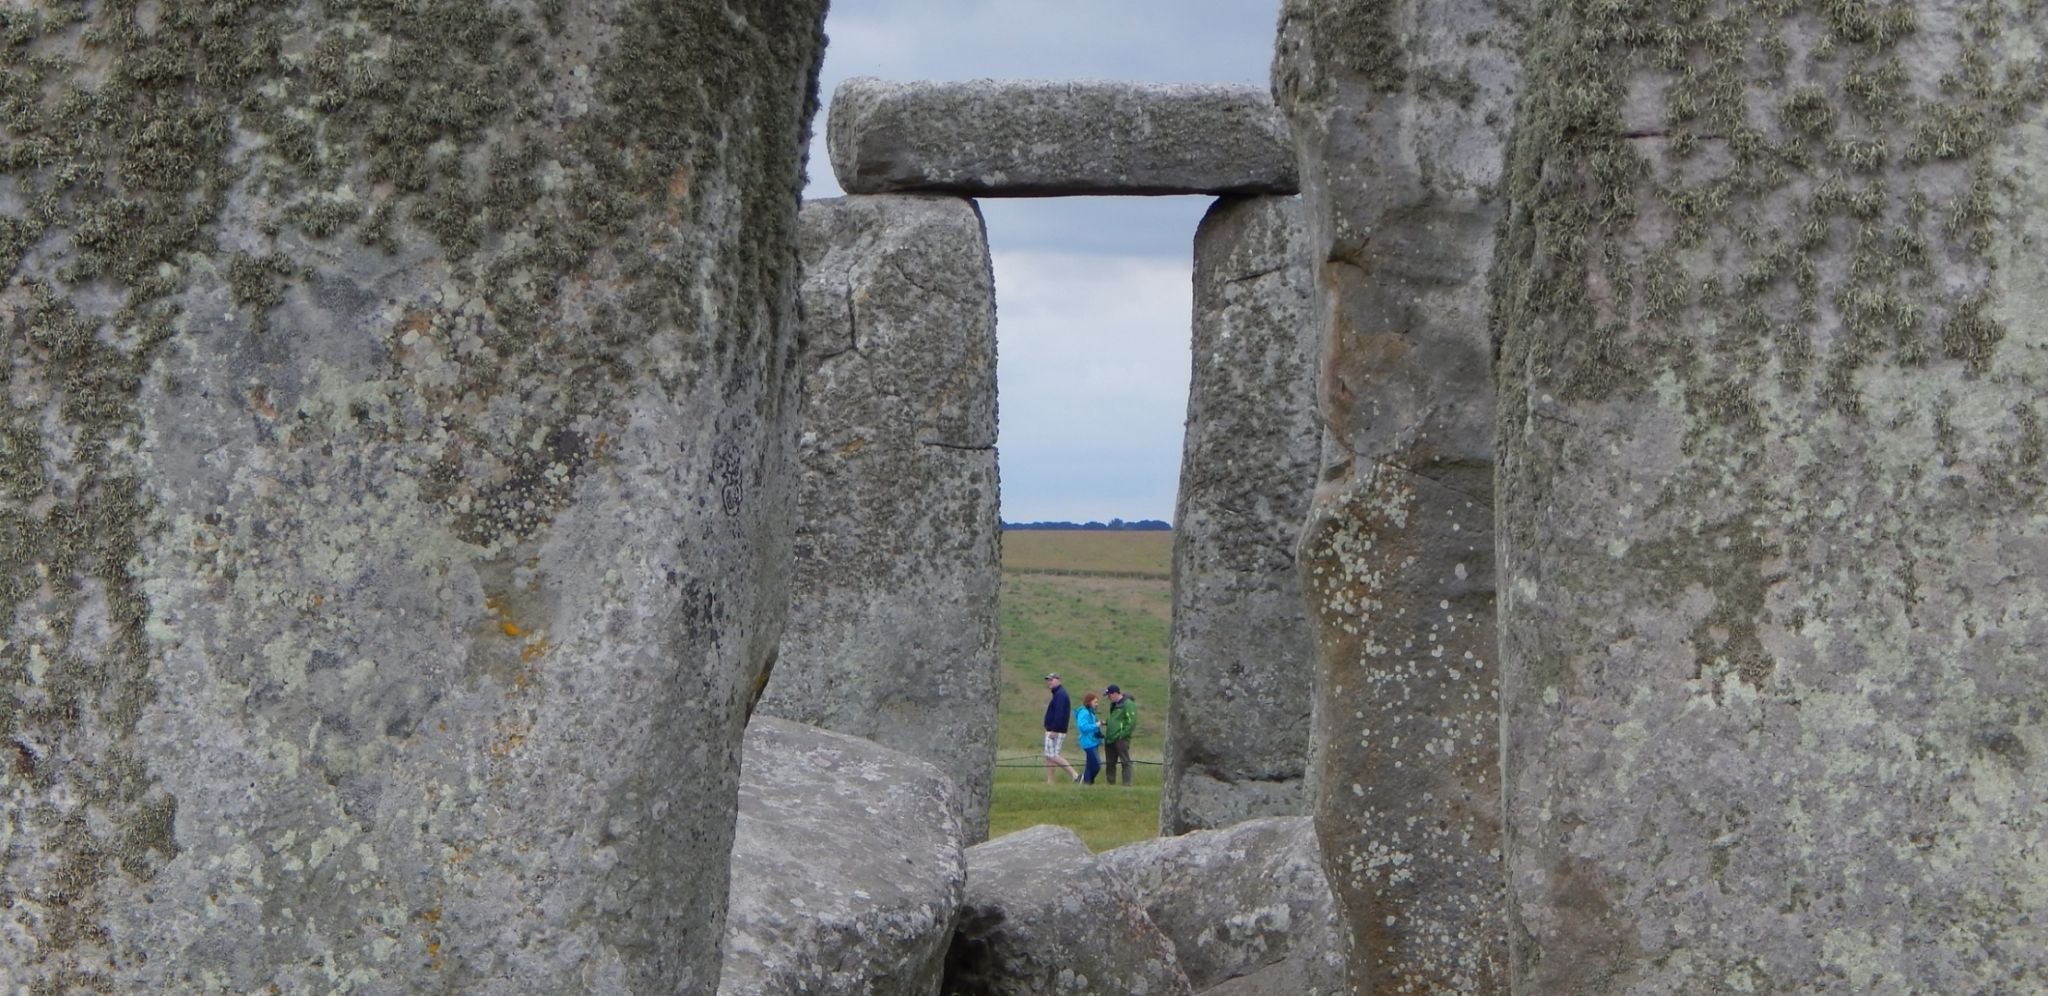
[827,77,1298,197]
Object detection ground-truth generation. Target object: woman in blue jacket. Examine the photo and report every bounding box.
[1076,692,1104,785]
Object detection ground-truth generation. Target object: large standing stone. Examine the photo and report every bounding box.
[756,193,1000,842]
[0,2,825,990]
[1492,3,2048,991]
[1272,0,1521,991]
[720,717,965,996]
[944,824,1194,996]
[1162,196,1320,836]
[1098,817,1345,994]
[828,78,1299,197]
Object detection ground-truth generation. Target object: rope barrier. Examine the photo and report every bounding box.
[993,754,1162,768]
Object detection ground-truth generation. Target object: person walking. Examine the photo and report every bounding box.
[1076,692,1104,785]
[1042,673,1081,784]
[1101,684,1138,786]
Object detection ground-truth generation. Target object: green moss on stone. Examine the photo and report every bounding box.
[1493,0,2048,719]
[227,252,299,333]
[2,0,825,978]
[1939,294,2004,374]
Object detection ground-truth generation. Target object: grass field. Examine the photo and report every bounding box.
[999,528,1174,576]
[990,529,1174,851]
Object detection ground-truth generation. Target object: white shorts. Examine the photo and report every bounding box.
[1043,732,1065,758]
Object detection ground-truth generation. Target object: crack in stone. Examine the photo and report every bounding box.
[814,278,866,362]
[1224,264,1288,284]
[1374,457,1485,506]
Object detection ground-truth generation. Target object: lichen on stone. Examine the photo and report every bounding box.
[5,0,827,986]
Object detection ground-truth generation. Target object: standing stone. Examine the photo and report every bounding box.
[1493,3,2048,991]
[829,78,1299,197]
[1162,195,1320,836]
[757,194,1000,843]
[1273,0,1521,991]
[0,2,825,990]
[720,717,966,996]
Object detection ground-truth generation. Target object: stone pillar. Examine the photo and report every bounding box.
[0,2,825,990]
[1162,195,1320,836]
[757,194,1000,843]
[1273,0,1520,990]
[1493,2,2048,991]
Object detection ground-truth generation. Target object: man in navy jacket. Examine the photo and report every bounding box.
[1042,673,1081,784]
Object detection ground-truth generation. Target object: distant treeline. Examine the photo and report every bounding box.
[1003,518,1172,531]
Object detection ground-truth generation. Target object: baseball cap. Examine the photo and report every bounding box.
[1044,673,1060,680]
[1105,684,1121,693]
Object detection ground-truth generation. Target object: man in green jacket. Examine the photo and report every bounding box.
[1101,685,1137,786]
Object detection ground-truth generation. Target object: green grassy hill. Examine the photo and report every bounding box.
[990,529,1173,851]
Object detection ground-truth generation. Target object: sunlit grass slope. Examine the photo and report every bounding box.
[990,529,1173,851]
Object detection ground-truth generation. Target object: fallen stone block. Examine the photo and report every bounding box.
[828,77,1297,197]
[944,824,1193,995]
[720,717,967,996]
[757,193,1000,843]
[1098,817,1345,993]
[1163,195,1320,836]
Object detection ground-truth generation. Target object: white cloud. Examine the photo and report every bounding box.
[821,1,1276,88]
[992,249,1193,521]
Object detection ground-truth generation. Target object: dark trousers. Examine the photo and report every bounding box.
[1082,746,1102,784]
[1103,739,1132,785]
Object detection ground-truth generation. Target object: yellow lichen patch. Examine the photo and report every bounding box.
[419,902,446,972]
[488,723,530,758]
[395,310,433,338]
[484,592,542,650]
[248,385,279,419]
[665,165,692,225]
[838,436,867,455]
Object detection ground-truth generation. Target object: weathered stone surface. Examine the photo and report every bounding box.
[1196,956,1337,996]
[1273,0,1521,991]
[1098,817,1344,994]
[0,2,825,990]
[720,717,965,996]
[828,77,1298,197]
[1492,4,2048,992]
[944,824,1194,995]
[757,193,1000,842]
[1162,196,1320,836]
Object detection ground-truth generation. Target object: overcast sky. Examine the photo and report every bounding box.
[805,1,1284,523]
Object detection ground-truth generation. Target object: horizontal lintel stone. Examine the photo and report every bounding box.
[828,77,1298,197]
